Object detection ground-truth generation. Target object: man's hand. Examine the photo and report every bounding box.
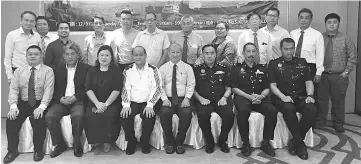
[217,97,227,106]
[281,96,294,103]
[305,96,315,104]
[60,96,71,105]
[162,99,172,107]
[7,108,19,120]
[199,97,210,106]
[143,107,155,118]
[181,98,190,108]
[67,96,77,104]
[33,108,45,119]
[340,72,349,78]
[120,107,131,118]
[314,75,321,83]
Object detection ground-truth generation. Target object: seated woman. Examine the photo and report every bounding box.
[84,45,122,152]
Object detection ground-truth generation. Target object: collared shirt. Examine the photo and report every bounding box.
[268,57,312,99]
[113,28,140,65]
[159,60,195,100]
[8,64,54,110]
[4,27,41,79]
[237,29,273,64]
[193,63,230,102]
[84,32,116,66]
[290,27,325,75]
[132,28,170,66]
[40,32,58,50]
[44,38,73,70]
[231,62,269,95]
[122,63,162,108]
[322,32,357,73]
[65,63,77,96]
[260,25,290,59]
[171,31,203,64]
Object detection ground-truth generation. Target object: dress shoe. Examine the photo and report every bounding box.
[218,142,230,153]
[126,141,136,155]
[73,147,83,157]
[287,140,297,156]
[175,145,185,154]
[260,140,275,157]
[333,124,345,133]
[205,144,214,154]
[3,151,20,163]
[50,144,67,158]
[141,144,151,154]
[241,144,252,157]
[165,144,175,154]
[33,151,45,162]
[297,141,308,160]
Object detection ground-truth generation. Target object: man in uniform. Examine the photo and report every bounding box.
[269,38,317,160]
[193,44,234,154]
[232,42,278,157]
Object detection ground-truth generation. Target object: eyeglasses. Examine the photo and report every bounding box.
[266,14,279,18]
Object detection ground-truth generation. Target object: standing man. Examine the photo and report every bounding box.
[171,14,203,66]
[113,10,140,71]
[45,43,88,158]
[132,12,170,68]
[120,46,162,155]
[36,16,58,54]
[159,43,195,154]
[4,45,54,163]
[232,43,278,157]
[4,11,41,83]
[290,8,324,83]
[260,8,290,59]
[84,16,116,66]
[269,38,317,160]
[237,12,272,64]
[193,44,234,154]
[315,13,357,132]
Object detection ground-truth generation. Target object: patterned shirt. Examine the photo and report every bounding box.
[83,32,116,66]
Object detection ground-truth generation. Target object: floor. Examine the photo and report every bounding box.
[1,114,361,164]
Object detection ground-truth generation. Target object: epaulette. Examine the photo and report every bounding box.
[217,63,226,68]
[194,64,201,68]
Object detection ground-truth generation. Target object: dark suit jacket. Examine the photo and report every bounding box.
[53,62,89,103]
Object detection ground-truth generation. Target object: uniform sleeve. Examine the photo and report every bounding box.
[193,67,200,92]
[268,61,277,83]
[185,65,195,99]
[223,67,231,87]
[4,32,15,80]
[230,66,239,88]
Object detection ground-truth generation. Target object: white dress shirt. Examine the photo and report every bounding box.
[112,28,140,64]
[41,32,58,49]
[65,64,77,96]
[171,31,203,64]
[290,27,325,75]
[260,25,290,59]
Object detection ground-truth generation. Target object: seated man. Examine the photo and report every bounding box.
[4,45,54,163]
[269,38,317,160]
[193,44,234,154]
[121,46,162,155]
[45,43,88,158]
[232,42,278,157]
[159,43,195,154]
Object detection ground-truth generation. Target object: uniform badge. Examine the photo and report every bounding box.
[201,69,205,73]
[215,71,225,74]
[240,68,246,74]
[277,63,283,70]
[255,69,264,75]
[219,78,222,82]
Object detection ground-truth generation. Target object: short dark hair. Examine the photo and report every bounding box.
[266,7,280,16]
[56,21,70,30]
[36,16,49,25]
[95,45,117,68]
[202,44,216,52]
[280,38,295,49]
[215,21,229,31]
[132,46,147,55]
[145,12,157,20]
[21,11,36,19]
[92,16,105,23]
[298,8,313,18]
[247,12,261,20]
[324,13,340,23]
[243,42,257,52]
[27,45,42,53]
[120,10,133,16]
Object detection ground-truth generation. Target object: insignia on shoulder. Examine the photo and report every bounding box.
[217,63,226,68]
[240,68,246,74]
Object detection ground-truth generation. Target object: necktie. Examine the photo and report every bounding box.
[253,32,260,64]
[182,36,188,63]
[324,35,334,69]
[40,36,46,54]
[28,67,36,107]
[295,31,304,57]
[171,64,178,106]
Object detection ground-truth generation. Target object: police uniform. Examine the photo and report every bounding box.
[231,62,278,147]
[268,57,317,147]
[194,63,234,146]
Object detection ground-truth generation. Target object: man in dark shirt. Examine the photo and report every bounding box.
[269,38,317,160]
[193,44,234,154]
[231,42,277,157]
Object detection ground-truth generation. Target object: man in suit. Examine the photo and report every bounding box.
[45,42,88,158]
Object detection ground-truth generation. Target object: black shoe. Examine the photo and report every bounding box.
[73,147,83,157]
[50,144,67,158]
[260,140,275,157]
[3,151,20,163]
[165,144,175,154]
[205,144,214,154]
[141,144,151,154]
[33,151,45,162]
[287,140,297,156]
[126,140,136,155]
[241,144,252,157]
[333,124,345,133]
[218,142,230,153]
[175,145,185,154]
[297,141,308,160]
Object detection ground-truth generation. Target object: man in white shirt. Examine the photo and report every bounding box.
[35,16,58,54]
[260,8,290,59]
[159,43,195,154]
[132,12,170,68]
[237,12,272,64]
[120,46,162,155]
[4,11,41,83]
[290,8,324,83]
